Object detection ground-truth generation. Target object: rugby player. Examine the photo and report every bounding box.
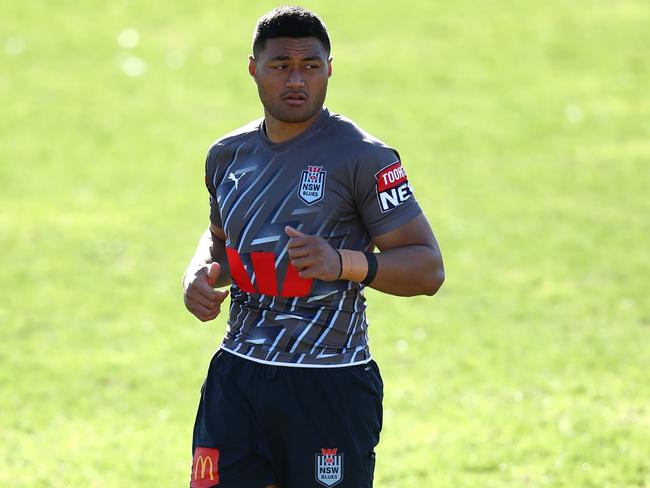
[182,6,444,488]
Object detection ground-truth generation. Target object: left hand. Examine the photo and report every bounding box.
[285,226,341,281]
[183,262,230,322]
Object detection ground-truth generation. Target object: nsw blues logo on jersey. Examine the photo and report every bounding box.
[315,448,344,487]
[375,161,412,212]
[298,164,326,205]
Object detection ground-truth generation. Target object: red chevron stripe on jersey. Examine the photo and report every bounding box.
[281,261,314,296]
[225,247,256,293]
[250,252,278,295]
[226,247,313,297]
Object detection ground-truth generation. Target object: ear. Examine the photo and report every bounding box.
[248,55,257,81]
[327,57,333,78]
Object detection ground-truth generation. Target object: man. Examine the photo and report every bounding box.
[183,6,444,488]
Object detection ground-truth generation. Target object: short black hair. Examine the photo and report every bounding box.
[252,6,331,57]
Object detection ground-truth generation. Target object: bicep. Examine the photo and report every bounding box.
[365,214,444,296]
[372,214,438,252]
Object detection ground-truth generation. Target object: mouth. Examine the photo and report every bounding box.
[282,92,307,106]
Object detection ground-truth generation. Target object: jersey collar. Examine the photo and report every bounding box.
[259,107,331,152]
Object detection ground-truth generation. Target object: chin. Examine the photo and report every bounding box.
[275,110,313,123]
[267,103,322,124]
[280,113,313,123]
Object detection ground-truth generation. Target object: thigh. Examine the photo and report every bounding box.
[258,361,384,488]
[191,350,277,488]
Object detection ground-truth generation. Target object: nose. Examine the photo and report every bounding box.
[286,68,305,88]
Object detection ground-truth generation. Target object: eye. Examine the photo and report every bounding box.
[272,65,287,70]
[304,64,320,69]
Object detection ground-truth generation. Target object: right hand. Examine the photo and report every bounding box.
[183,262,230,322]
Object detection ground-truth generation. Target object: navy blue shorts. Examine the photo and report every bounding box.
[190,349,383,488]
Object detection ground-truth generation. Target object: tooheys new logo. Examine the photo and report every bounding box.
[375,161,412,212]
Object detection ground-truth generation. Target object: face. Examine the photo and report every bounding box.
[249,37,332,123]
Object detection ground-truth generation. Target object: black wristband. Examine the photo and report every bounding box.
[335,250,343,280]
[361,252,378,285]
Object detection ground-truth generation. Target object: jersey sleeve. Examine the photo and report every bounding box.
[204,145,223,229]
[353,145,422,237]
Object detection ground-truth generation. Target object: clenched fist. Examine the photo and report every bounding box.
[285,226,341,281]
[183,262,230,322]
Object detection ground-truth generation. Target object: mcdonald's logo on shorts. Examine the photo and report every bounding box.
[191,447,220,487]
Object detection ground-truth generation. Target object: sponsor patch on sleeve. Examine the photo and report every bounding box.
[375,161,412,212]
[191,447,220,487]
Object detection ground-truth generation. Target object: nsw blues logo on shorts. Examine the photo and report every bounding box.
[315,448,344,487]
[298,164,326,205]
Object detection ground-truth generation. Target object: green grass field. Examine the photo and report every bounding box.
[1,1,649,486]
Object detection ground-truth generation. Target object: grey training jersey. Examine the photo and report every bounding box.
[205,108,422,367]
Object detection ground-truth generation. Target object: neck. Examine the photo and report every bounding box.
[264,108,323,143]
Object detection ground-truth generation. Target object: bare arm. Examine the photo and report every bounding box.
[182,224,231,322]
[183,224,232,288]
[285,213,444,297]
[368,214,444,296]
